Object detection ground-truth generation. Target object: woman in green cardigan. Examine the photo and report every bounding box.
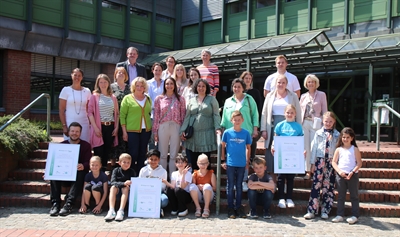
[120,77,152,174]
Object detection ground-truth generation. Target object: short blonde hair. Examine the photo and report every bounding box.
[275,74,288,84]
[119,153,132,162]
[130,77,148,94]
[284,104,296,113]
[275,55,288,63]
[114,67,129,83]
[90,156,102,164]
[197,153,209,163]
[231,110,243,120]
[304,74,320,89]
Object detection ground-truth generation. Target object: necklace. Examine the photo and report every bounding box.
[72,87,83,115]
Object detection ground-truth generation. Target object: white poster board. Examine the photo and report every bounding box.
[128,178,161,218]
[274,136,304,174]
[44,143,80,181]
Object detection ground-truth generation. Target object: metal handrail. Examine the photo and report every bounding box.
[215,133,222,215]
[0,93,51,137]
[374,102,400,151]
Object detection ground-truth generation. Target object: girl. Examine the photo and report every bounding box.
[332,127,362,224]
[304,111,340,220]
[164,155,192,217]
[182,67,200,105]
[189,154,216,218]
[271,104,303,209]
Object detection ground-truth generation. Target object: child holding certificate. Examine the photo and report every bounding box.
[272,104,303,209]
[138,149,169,217]
[304,111,340,220]
[104,153,136,222]
[79,156,109,214]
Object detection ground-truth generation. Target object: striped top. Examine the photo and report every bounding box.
[99,94,114,122]
[197,64,219,96]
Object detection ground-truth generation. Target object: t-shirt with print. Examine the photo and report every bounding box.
[84,171,108,187]
[248,172,272,193]
[274,120,304,136]
[222,127,252,167]
[171,171,192,192]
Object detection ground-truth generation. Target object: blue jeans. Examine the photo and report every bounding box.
[226,166,245,209]
[128,130,151,174]
[248,189,274,213]
[161,193,168,208]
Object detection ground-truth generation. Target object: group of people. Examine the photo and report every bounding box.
[50,48,362,224]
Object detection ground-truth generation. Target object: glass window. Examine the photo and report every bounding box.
[257,0,276,8]
[130,8,148,17]
[101,0,122,11]
[156,14,172,24]
[80,0,93,4]
[230,0,247,14]
[286,0,296,2]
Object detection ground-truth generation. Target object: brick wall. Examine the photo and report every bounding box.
[3,50,31,117]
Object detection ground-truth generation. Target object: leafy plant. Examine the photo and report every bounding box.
[0,115,50,157]
[31,119,64,130]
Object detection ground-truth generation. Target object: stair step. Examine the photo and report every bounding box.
[362,158,400,168]
[18,159,47,169]
[27,150,48,159]
[0,180,51,194]
[8,169,45,181]
[359,168,400,178]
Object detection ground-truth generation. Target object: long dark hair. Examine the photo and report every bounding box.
[336,127,358,148]
[163,77,181,101]
[188,67,201,87]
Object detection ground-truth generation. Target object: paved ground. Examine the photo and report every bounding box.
[1,207,399,237]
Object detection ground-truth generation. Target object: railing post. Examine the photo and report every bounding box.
[376,107,381,151]
[46,95,51,137]
[216,134,222,215]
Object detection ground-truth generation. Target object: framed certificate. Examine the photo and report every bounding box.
[128,178,161,218]
[44,143,80,181]
[274,136,305,174]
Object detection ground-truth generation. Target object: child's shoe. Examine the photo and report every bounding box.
[242,182,248,192]
[321,213,329,220]
[249,209,258,219]
[303,212,315,219]
[278,199,286,208]
[228,208,236,219]
[178,209,188,217]
[115,210,124,221]
[104,210,116,221]
[346,216,358,224]
[171,210,178,215]
[263,210,271,219]
[236,207,247,218]
[286,199,295,208]
[332,215,344,223]
[160,209,164,218]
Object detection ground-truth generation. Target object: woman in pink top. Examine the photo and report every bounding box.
[153,77,186,177]
[88,74,119,171]
[299,74,327,179]
[197,49,219,97]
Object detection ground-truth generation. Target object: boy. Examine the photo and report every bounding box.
[104,153,136,221]
[79,156,109,214]
[247,157,275,219]
[221,110,252,219]
[138,149,169,217]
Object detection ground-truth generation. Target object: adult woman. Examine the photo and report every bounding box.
[59,68,91,142]
[240,71,262,161]
[180,79,221,170]
[172,64,188,95]
[260,75,302,185]
[110,67,130,167]
[120,77,152,174]
[300,74,327,179]
[182,67,200,105]
[88,74,119,171]
[197,49,219,97]
[220,78,259,190]
[153,77,186,176]
[161,56,176,79]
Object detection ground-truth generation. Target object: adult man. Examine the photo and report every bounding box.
[116,47,148,84]
[49,122,92,216]
[263,55,301,98]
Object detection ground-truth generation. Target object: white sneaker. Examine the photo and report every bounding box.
[171,210,178,215]
[115,210,124,221]
[286,199,295,208]
[160,208,164,217]
[278,199,286,208]
[242,182,248,192]
[346,216,358,224]
[104,210,116,221]
[303,212,315,219]
[321,213,329,219]
[332,215,344,223]
[178,209,188,217]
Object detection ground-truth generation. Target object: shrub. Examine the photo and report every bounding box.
[0,115,50,157]
[31,119,63,130]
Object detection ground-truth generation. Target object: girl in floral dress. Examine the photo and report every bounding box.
[304,111,340,220]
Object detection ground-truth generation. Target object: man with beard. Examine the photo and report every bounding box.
[49,122,92,216]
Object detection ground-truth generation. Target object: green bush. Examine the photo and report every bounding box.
[31,119,63,130]
[0,115,51,157]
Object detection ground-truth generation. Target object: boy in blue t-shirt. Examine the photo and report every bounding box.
[221,110,252,219]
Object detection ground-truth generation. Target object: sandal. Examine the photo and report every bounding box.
[79,204,90,214]
[195,208,202,217]
[202,209,210,218]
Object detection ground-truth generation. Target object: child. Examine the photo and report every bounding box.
[304,111,340,220]
[189,154,216,218]
[332,127,362,224]
[104,153,136,221]
[138,149,169,217]
[79,156,109,214]
[247,157,275,219]
[164,155,192,217]
[272,104,303,209]
[221,110,252,219]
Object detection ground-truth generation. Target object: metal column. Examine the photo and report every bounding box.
[367,63,374,142]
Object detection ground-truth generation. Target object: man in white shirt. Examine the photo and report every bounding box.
[263,55,301,98]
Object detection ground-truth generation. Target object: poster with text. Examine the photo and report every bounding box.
[274,136,304,174]
[128,178,161,218]
[44,143,80,181]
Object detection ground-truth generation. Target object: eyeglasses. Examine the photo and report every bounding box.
[176,161,186,164]
[197,162,209,165]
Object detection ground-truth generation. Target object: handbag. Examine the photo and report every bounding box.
[183,96,205,139]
